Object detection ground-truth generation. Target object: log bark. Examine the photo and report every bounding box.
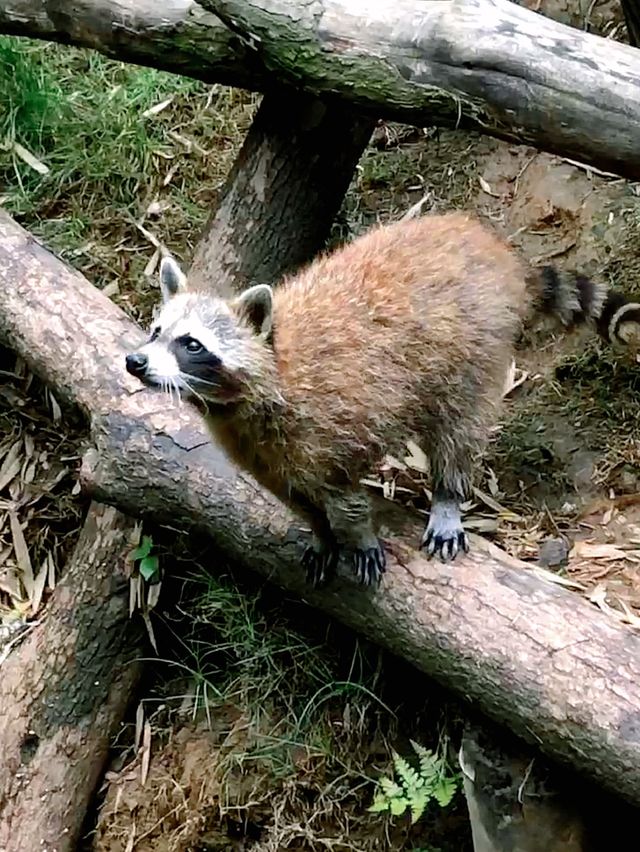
[0,0,263,90]
[200,0,640,179]
[2,211,640,808]
[0,501,144,852]
[188,90,375,293]
[4,0,640,179]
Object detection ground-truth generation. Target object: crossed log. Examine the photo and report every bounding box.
[2,0,640,846]
[2,207,640,815]
[2,0,640,177]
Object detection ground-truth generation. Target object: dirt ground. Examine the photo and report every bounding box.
[1,0,640,849]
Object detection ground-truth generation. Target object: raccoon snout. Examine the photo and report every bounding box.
[125,352,148,377]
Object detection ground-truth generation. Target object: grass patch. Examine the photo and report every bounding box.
[97,542,467,850]
[0,36,258,320]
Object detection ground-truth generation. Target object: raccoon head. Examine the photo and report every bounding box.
[125,256,276,409]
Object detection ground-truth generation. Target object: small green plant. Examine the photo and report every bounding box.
[368,739,459,824]
[131,534,160,581]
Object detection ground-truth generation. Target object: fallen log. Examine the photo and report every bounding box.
[0,0,262,90]
[2,210,640,808]
[4,0,640,179]
[0,501,144,852]
[201,0,640,179]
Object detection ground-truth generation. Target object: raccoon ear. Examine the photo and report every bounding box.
[232,284,274,340]
[159,256,187,303]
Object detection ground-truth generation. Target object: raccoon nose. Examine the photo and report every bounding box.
[125,352,148,377]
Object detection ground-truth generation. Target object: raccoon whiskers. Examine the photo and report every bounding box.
[160,376,181,408]
[178,376,207,408]
[169,376,184,407]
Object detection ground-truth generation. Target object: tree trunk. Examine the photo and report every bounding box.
[459,723,588,852]
[621,0,640,46]
[188,90,375,293]
[0,501,144,852]
[4,0,640,179]
[2,211,640,808]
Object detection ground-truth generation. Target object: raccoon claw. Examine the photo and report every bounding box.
[350,541,386,587]
[420,527,469,562]
[301,542,338,588]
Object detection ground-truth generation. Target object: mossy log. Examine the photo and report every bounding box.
[3,0,640,178]
[0,501,143,852]
[2,210,640,810]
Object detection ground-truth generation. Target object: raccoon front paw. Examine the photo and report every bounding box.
[421,526,469,561]
[421,504,469,562]
[349,541,386,587]
[301,540,338,588]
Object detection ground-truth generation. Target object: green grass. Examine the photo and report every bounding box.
[137,550,466,849]
[0,36,258,317]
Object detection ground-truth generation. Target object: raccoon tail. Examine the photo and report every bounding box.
[530,265,640,348]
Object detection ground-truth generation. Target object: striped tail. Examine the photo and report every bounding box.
[532,265,640,348]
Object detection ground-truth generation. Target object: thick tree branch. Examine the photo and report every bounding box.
[200,0,640,179]
[0,501,143,852]
[2,210,640,807]
[3,0,640,178]
[0,0,264,90]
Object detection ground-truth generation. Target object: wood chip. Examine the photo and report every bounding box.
[142,96,174,118]
[48,390,62,422]
[571,541,631,561]
[478,175,501,197]
[30,559,48,614]
[140,720,152,786]
[403,440,428,474]
[47,553,56,589]
[135,702,145,752]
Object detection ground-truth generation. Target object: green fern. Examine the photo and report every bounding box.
[368,740,460,824]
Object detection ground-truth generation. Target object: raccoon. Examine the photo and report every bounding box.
[125,213,640,588]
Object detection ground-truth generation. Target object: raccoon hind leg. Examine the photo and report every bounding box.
[421,433,474,562]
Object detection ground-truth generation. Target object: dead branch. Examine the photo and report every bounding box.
[0,501,144,852]
[1,211,640,807]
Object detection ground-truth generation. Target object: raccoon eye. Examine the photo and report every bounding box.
[184,337,203,354]
[149,326,160,342]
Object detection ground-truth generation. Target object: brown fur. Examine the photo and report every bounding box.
[213,213,525,505]
[132,211,640,585]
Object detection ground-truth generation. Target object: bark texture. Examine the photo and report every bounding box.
[0,0,262,90]
[202,0,640,179]
[2,211,640,807]
[188,90,375,293]
[3,0,640,178]
[0,501,143,852]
